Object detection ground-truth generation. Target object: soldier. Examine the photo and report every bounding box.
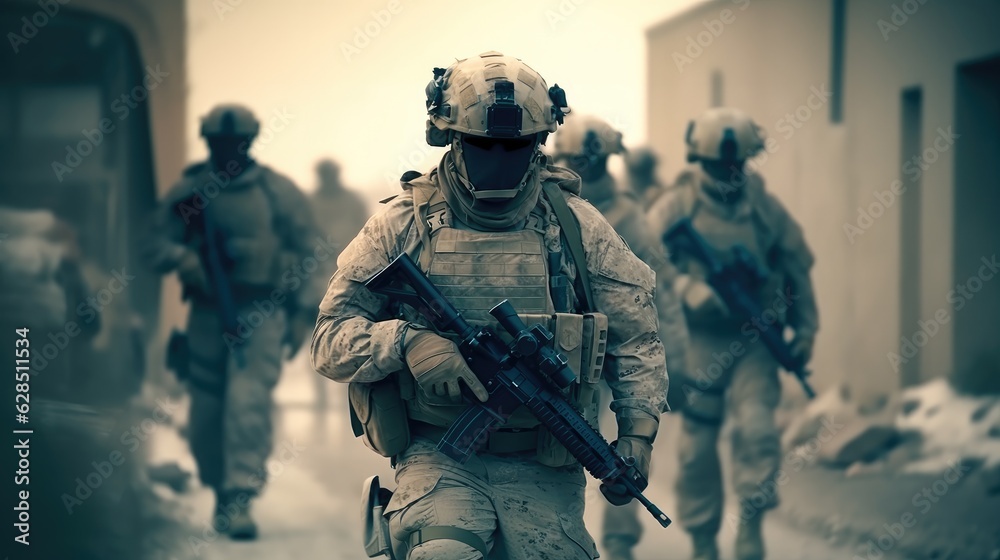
[306,159,370,409]
[552,115,689,560]
[312,52,668,560]
[647,108,819,560]
[625,147,667,206]
[144,104,317,539]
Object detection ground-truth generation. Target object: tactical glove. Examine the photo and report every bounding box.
[178,250,210,295]
[403,329,489,404]
[600,436,653,506]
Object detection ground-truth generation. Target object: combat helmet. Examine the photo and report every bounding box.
[684,107,764,163]
[200,104,260,139]
[551,114,624,161]
[424,51,570,148]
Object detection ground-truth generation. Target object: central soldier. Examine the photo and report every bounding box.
[311,52,670,560]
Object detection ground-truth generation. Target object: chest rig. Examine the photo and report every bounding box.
[422,198,555,324]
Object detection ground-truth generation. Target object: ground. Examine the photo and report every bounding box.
[145,359,997,560]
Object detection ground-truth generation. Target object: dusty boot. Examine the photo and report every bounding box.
[602,535,636,560]
[735,514,765,560]
[689,528,719,560]
[227,493,258,541]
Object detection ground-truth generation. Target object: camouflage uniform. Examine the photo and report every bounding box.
[147,161,315,489]
[145,105,317,538]
[648,108,818,560]
[312,52,667,560]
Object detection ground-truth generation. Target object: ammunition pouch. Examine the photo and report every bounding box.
[536,312,608,467]
[349,377,411,458]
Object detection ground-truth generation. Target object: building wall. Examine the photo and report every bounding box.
[71,0,189,337]
[646,0,1000,398]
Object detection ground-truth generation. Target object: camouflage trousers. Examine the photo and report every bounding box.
[386,436,598,560]
[674,327,782,534]
[185,300,285,494]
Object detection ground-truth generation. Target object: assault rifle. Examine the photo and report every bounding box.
[663,218,816,399]
[195,203,246,369]
[366,254,672,528]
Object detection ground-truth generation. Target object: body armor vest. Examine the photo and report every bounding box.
[351,184,607,466]
[679,181,786,328]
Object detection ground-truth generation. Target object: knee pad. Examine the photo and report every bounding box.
[408,539,482,560]
[407,526,488,560]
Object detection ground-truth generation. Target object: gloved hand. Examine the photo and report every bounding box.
[600,436,653,506]
[674,274,729,318]
[789,335,815,368]
[403,329,489,405]
[178,250,210,295]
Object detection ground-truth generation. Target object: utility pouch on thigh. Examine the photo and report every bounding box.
[536,313,608,467]
[349,377,411,458]
[362,475,396,559]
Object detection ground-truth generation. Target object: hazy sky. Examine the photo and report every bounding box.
[187,0,703,199]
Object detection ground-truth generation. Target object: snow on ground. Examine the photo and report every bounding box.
[896,378,1000,473]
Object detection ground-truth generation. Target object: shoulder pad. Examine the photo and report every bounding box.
[182,161,208,177]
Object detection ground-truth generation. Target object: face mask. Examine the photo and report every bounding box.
[460,134,538,199]
[207,136,253,174]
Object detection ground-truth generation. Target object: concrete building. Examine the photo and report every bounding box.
[646,0,1000,398]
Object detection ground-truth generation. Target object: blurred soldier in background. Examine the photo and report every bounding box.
[553,115,689,560]
[313,51,668,560]
[648,108,819,560]
[306,158,369,409]
[625,147,667,206]
[144,104,317,540]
